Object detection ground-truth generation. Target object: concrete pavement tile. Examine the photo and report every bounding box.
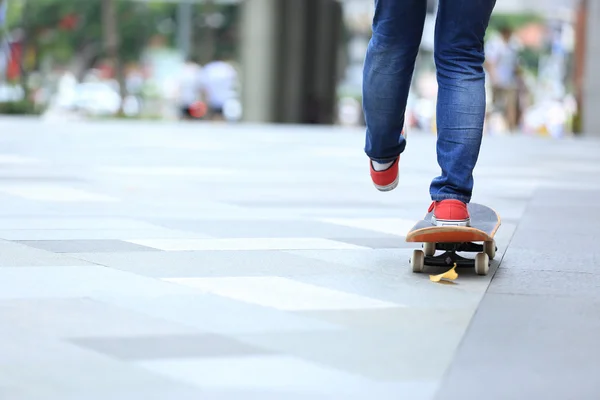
[0,240,97,267]
[164,276,402,311]
[68,250,355,278]
[509,227,597,253]
[488,268,600,299]
[290,206,427,219]
[519,203,600,219]
[516,199,600,231]
[289,271,492,310]
[0,298,197,338]
[0,266,201,299]
[16,239,160,253]
[318,217,418,237]
[136,356,433,399]
[95,293,341,335]
[230,200,401,209]
[518,214,600,235]
[185,387,428,400]
[70,333,275,361]
[285,248,417,275]
[294,307,473,332]
[478,185,537,199]
[0,330,200,394]
[329,237,417,249]
[0,183,119,202]
[4,388,381,400]
[123,237,367,251]
[0,217,164,230]
[149,219,403,239]
[499,246,596,272]
[528,188,600,207]
[233,329,464,382]
[0,228,211,241]
[3,388,206,400]
[434,293,600,400]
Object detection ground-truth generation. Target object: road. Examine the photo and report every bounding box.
[0,117,599,399]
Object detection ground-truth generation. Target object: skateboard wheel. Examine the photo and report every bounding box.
[411,249,425,273]
[423,242,436,257]
[484,240,496,260]
[474,252,490,276]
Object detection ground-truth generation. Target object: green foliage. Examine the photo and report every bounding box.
[519,46,542,75]
[0,99,38,114]
[5,0,179,68]
[4,0,239,70]
[488,12,544,33]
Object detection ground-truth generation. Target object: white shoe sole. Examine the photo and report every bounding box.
[373,175,399,192]
[432,216,470,227]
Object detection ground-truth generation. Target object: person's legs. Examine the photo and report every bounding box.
[363,0,427,191]
[506,87,519,131]
[180,105,193,120]
[429,0,496,224]
[208,105,225,121]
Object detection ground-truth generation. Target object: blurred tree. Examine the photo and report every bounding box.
[2,0,241,99]
[5,0,178,75]
[101,0,124,114]
[191,1,239,63]
[488,13,544,33]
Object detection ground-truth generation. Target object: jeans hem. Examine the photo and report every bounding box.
[430,193,471,203]
[368,155,399,163]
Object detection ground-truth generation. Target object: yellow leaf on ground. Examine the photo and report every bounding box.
[430,263,458,283]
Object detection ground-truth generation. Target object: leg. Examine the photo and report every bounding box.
[363,0,427,163]
[430,0,496,203]
[506,87,519,131]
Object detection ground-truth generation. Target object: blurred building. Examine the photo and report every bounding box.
[580,0,600,136]
[240,0,342,125]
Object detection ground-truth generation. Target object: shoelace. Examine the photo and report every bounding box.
[428,202,437,213]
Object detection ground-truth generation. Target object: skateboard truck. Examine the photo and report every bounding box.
[435,242,489,253]
[411,240,496,275]
[424,247,477,268]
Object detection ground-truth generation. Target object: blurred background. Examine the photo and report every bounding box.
[0,2,599,398]
[0,0,597,136]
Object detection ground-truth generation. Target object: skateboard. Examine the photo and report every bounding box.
[405,203,501,276]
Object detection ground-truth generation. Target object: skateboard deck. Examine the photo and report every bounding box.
[406,203,500,243]
[406,203,501,275]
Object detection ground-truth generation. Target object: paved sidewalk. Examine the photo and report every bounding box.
[0,118,598,399]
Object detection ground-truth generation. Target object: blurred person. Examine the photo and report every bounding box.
[178,57,204,120]
[484,25,520,131]
[363,0,496,227]
[200,55,238,121]
[54,68,78,110]
[125,64,144,97]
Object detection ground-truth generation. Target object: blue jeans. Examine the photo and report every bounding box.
[363,0,496,203]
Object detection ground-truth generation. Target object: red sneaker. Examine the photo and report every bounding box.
[370,157,399,191]
[429,199,470,227]
[369,131,405,192]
